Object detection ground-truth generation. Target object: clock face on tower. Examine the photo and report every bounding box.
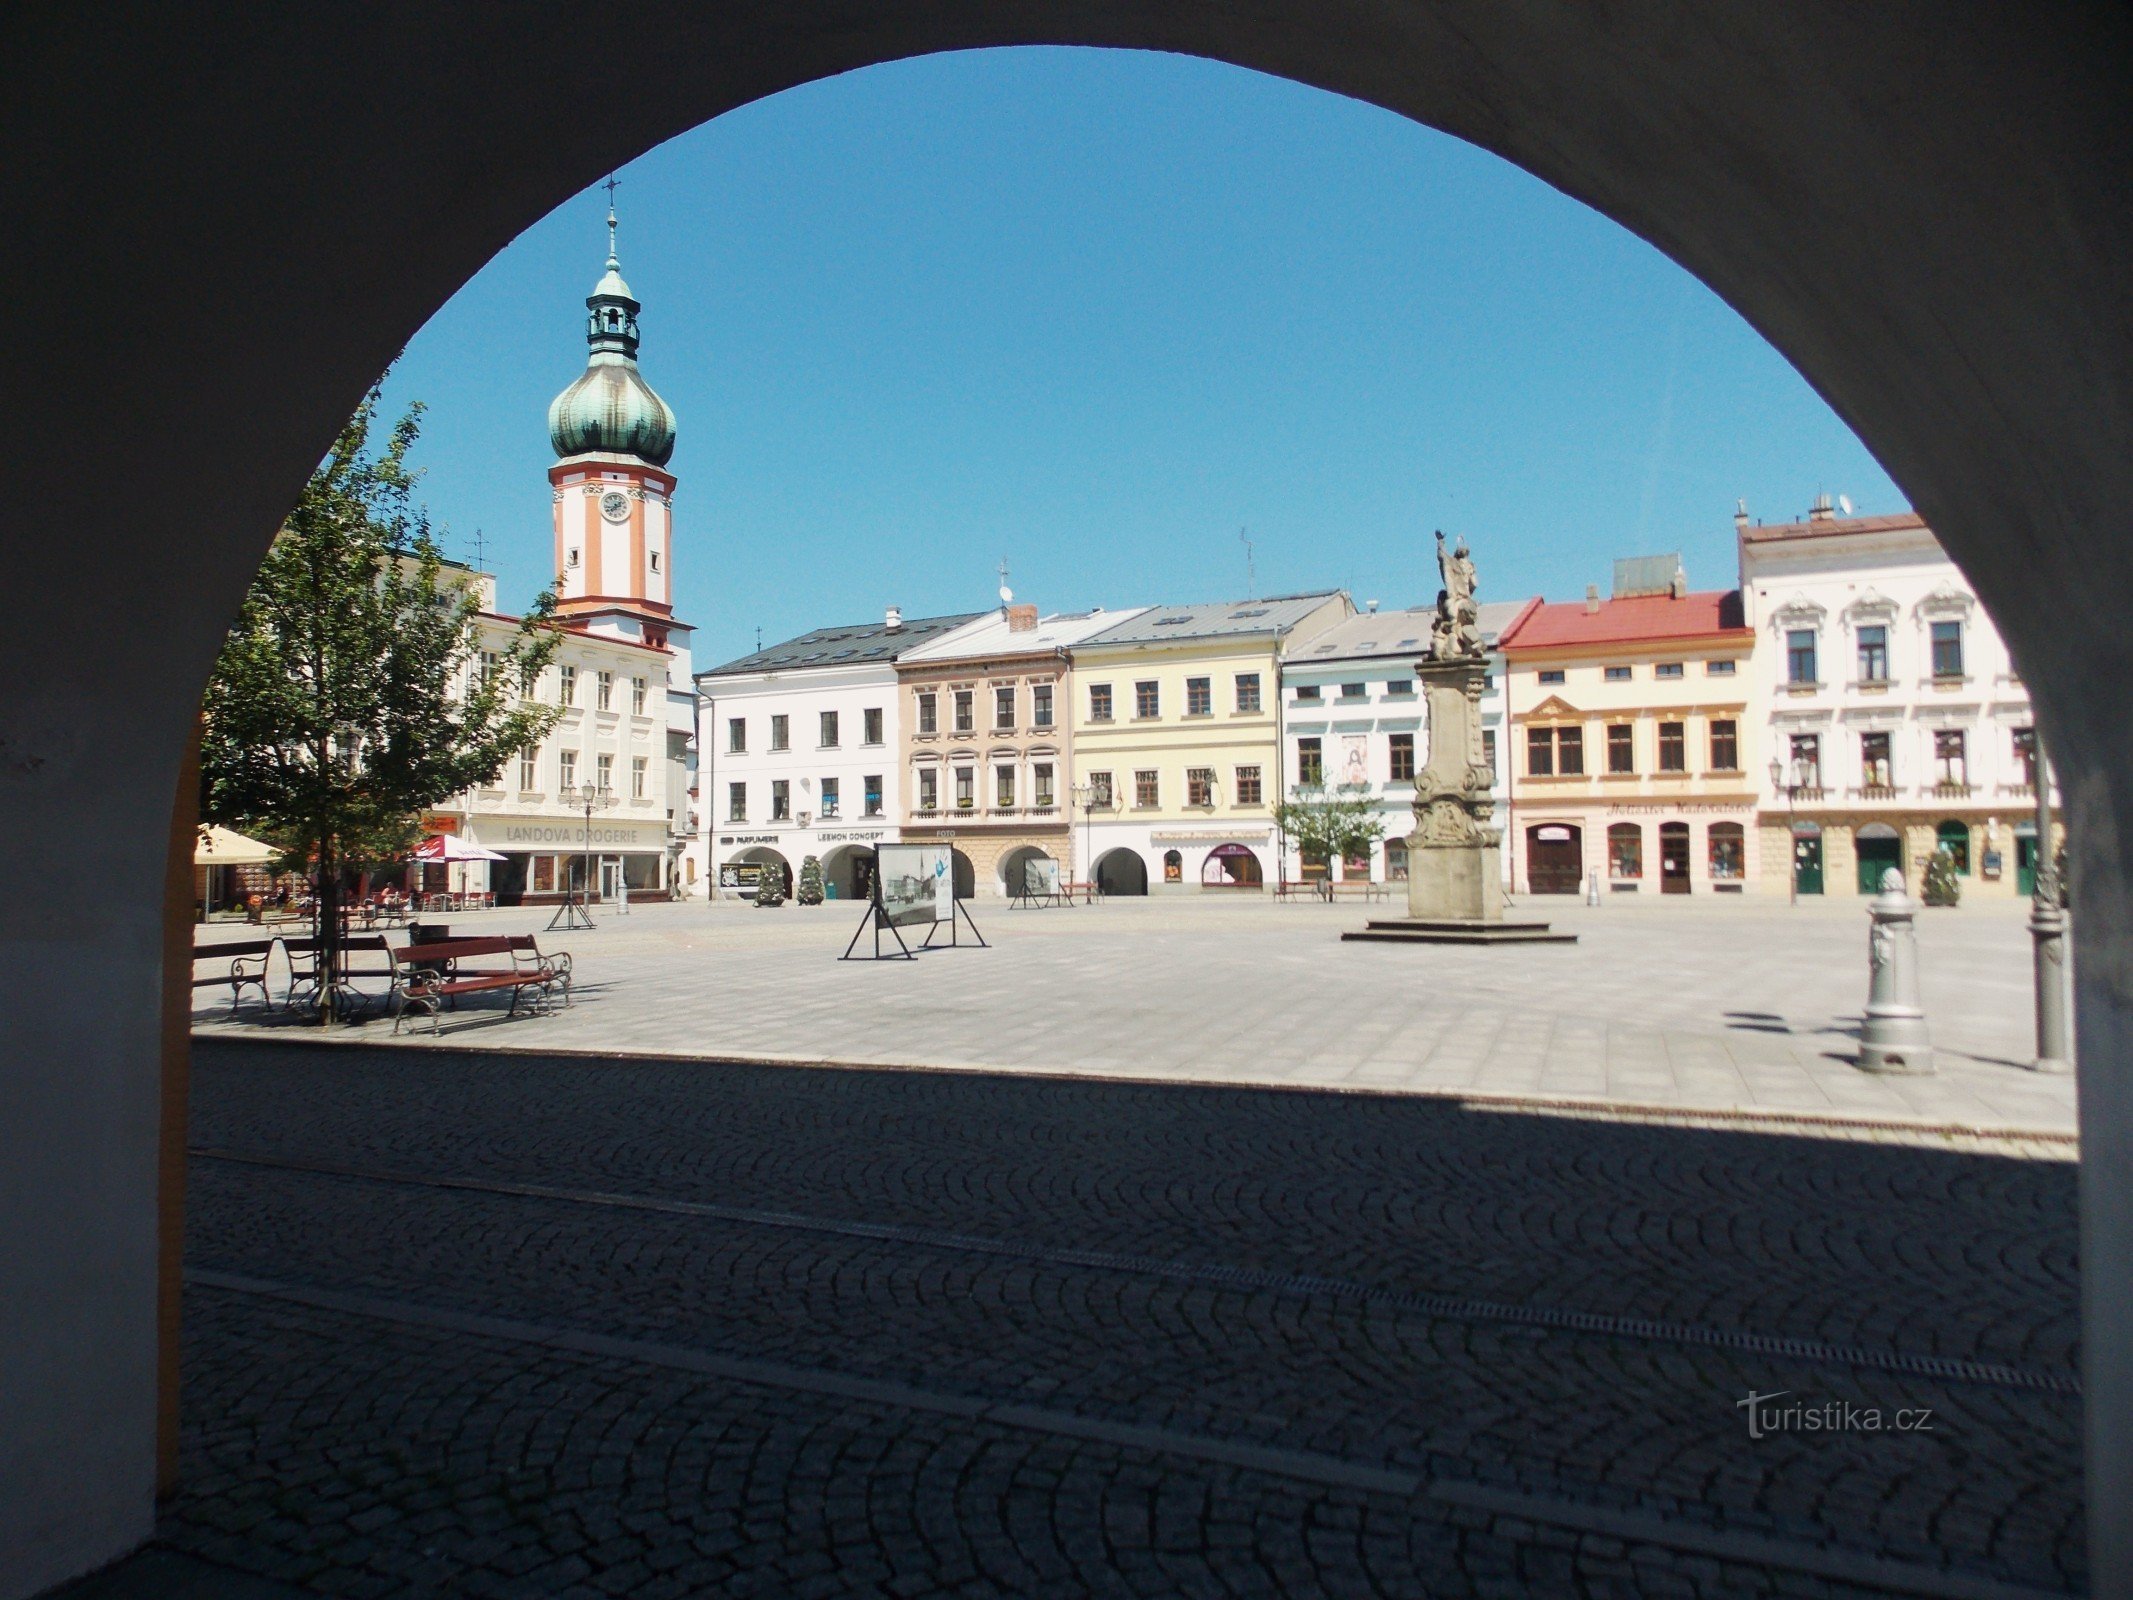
[600,490,630,522]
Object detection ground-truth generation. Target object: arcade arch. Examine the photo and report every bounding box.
[6,9,2130,1593]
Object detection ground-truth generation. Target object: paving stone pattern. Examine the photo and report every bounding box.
[162,1041,2086,1597]
[192,896,2079,1137]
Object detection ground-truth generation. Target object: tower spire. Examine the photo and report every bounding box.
[602,174,621,268]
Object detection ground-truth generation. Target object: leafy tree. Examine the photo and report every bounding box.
[1922,847,1962,907]
[1274,785,1386,884]
[200,390,563,1016]
[796,855,825,905]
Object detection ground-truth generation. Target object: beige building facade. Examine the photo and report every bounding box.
[1500,573,1757,896]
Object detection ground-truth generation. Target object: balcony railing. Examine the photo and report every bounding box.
[1932,780,1974,799]
[1854,783,1899,800]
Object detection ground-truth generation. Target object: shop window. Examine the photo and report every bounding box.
[532,856,556,892]
[1608,823,1643,879]
[1708,822,1745,880]
[1936,818,1972,873]
[1607,724,1634,774]
[1389,733,1416,782]
[1163,849,1184,883]
[1384,839,1409,881]
[1657,722,1686,772]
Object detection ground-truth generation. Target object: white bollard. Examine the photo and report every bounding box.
[1586,867,1601,906]
[1857,867,1934,1074]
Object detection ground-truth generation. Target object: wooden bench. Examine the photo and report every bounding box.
[191,939,278,1016]
[391,937,568,1035]
[1327,881,1392,902]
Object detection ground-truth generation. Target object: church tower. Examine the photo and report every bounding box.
[546,197,681,651]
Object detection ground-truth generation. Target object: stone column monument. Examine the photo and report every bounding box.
[1345,532,1573,946]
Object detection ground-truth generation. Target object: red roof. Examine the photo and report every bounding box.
[1738,510,1928,544]
[1498,589,1748,651]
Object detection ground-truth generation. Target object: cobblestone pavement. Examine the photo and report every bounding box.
[192,895,2079,1139]
[159,1040,2086,1598]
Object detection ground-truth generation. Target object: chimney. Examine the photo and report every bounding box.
[1365,599,1380,613]
[1585,584,1601,614]
[1734,498,1750,533]
[1808,491,1835,523]
[1007,603,1039,633]
[1670,565,1688,599]
[884,606,903,631]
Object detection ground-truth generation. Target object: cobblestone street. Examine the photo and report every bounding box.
[137,1036,2084,1598]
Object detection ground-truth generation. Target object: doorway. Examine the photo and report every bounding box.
[1659,822,1691,894]
[1525,824,1582,894]
[1856,826,1902,894]
[1792,828,1824,895]
[599,858,622,905]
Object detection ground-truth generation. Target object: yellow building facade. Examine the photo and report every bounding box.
[1069,593,1349,892]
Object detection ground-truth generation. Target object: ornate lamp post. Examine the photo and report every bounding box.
[1070,781,1095,900]
[548,782,615,932]
[2029,730,2072,1073]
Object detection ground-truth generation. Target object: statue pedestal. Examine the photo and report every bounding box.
[1342,655,1574,947]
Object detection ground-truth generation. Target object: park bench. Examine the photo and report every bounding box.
[390,936,569,1035]
[190,939,277,1017]
[1327,881,1392,902]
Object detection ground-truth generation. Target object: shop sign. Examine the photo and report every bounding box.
[1604,803,1752,816]
[486,820,663,848]
[721,834,777,846]
[816,829,887,844]
[1151,829,1271,843]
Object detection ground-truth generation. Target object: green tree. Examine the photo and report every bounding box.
[1274,785,1387,886]
[796,855,825,905]
[200,390,563,1016]
[754,859,788,906]
[1922,847,1962,907]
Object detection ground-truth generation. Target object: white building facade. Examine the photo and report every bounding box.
[1739,500,2054,898]
[695,609,983,900]
[1278,598,1529,885]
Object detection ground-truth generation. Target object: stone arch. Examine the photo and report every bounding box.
[1094,847,1148,897]
[998,844,1055,897]
[10,11,2133,1590]
[819,844,876,902]
[728,845,790,900]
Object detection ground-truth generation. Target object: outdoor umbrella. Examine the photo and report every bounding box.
[411,833,508,863]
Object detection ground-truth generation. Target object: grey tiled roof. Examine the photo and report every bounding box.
[1077,591,1345,647]
[1287,598,1530,663]
[697,612,984,679]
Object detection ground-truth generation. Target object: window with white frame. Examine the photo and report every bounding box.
[631,676,647,714]
[559,664,577,705]
[632,756,648,799]
[1234,765,1262,806]
[1032,684,1053,728]
[727,782,746,822]
[1033,763,1054,808]
[1186,767,1215,806]
[953,690,974,733]
[863,774,883,816]
[954,766,975,809]
[770,714,789,751]
[1134,770,1158,808]
[864,707,884,745]
[1930,620,1965,678]
[1786,630,1818,685]
[595,753,613,792]
[1186,677,1212,716]
[1235,673,1261,712]
[917,692,937,735]
[1135,681,1159,719]
[597,670,613,710]
[820,710,839,748]
[918,769,939,811]
[559,750,577,791]
[1934,729,1969,788]
[994,686,1016,730]
[996,764,1015,808]
[820,776,840,816]
[771,780,790,820]
[518,747,539,791]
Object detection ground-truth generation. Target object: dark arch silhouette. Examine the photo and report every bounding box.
[1095,847,1149,896]
[3,8,2128,1592]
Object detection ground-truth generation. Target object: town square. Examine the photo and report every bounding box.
[6,14,2128,1600]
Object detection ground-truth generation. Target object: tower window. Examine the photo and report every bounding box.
[649,550,661,573]
[567,548,580,569]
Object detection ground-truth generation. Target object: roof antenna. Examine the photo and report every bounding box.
[470,527,486,573]
[754,625,762,652]
[997,556,1014,612]
[1240,527,1255,600]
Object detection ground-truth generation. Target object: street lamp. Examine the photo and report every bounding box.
[1768,756,1796,906]
[548,782,615,932]
[1071,780,1095,900]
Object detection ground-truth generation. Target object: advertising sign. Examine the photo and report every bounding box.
[876,843,952,927]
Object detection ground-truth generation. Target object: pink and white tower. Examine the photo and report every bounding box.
[545,198,686,655]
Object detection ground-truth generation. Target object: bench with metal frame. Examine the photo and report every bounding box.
[390,936,569,1034]
[190,939,278,1017]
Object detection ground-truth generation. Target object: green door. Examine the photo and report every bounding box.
[2016,835,2038,897]
[1856,834,1903,894]
[1792,833,1824,895]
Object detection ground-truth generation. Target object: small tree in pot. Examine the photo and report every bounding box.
[753,861,787,907]
[796,855,825,905]
[1921,847,1962,907]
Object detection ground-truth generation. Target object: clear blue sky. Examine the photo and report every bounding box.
[381,47,1902,670]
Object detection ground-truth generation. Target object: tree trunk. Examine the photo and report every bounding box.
[314,839,340,1024]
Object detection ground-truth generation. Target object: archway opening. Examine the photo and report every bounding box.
[1094,847,1148,897]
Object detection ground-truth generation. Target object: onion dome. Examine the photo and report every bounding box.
[546,207,677,466]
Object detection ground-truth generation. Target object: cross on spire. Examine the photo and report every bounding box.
[602,174,621,263]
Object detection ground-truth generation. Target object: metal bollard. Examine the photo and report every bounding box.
[1586,867,1601,906]
[1857,868,1934,1074]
